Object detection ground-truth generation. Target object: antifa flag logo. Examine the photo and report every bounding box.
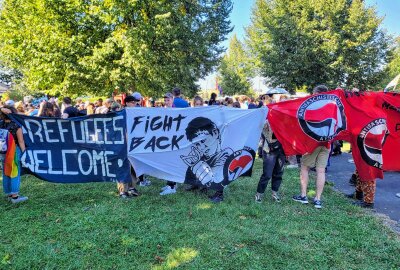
[357,119,389,169]
[225,147,255,182]
[297,94,346,141]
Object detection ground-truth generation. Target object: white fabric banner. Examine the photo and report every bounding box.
[126,106,267,189]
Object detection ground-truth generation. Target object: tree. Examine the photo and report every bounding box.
[380,37,400,89]
[0,0,233,97]
[218,34,252,96]
[246,0,392,92]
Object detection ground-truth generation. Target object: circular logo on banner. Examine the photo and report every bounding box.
[357,118,389,169]
[224,147,255,183]
[297,94,346,141]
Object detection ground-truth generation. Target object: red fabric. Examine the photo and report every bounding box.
[267,90,392,181]
[339,91,387,180]
[374,92,400,171]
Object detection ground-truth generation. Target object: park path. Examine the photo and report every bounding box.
[326,152,400,224]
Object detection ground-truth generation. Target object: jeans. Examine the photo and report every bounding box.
[2,147,21,195]
[257,149,285,194]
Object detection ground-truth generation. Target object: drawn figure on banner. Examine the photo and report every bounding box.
[180,117,255,189]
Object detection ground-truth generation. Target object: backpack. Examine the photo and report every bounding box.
[0,128,9,154]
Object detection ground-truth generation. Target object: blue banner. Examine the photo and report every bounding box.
[11,111,130,183]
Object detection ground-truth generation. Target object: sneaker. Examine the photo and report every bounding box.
[10,196,28,204]
[161,185,169,192]
[292,195,308,204]
[209,194,224,203]
[119,192,133,199]
[255,193,263,203]
[139,179,151,187]
[160,186,176,195]
[128,188,140,197]
[272,192,281,203]
[313,199,323,209]
[396,193,400,198]
[286,164,298,169]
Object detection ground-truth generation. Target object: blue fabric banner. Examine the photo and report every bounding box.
[10,111,130,183]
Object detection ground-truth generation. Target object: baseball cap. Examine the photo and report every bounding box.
[5,100,15,107]
[163,92,173,99]
[124,95,136,103]
[132,92,142,101]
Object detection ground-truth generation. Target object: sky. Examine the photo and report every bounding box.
[198,0,400,90]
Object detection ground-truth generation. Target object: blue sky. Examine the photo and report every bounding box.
[199,0,400,89]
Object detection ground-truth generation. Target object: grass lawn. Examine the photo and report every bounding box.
[1,160,399,269]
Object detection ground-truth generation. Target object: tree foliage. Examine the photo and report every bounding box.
[246,0,392,92]
[380,37,400,87]
[218,34,251,96]
[0,0,233,97]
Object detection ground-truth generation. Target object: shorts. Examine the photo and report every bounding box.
[301,146,330,169]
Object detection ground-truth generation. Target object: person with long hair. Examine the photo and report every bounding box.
[38,101,56,117]
[0,104,28,203]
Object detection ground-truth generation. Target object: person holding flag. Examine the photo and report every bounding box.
[292,85,331,209]
[0,104,27,204]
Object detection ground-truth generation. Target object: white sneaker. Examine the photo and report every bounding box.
[160,186,176,195]
[161,185,169,192]
[396,193,400,198]
[286,164,298,169]
[10,196,28,204]
[139,179,151,187]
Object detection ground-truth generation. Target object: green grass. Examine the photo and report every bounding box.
[1,160,399,269]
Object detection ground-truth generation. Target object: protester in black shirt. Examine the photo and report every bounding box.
[62,97,80,118]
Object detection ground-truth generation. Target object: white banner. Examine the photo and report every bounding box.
[126,106,267,189]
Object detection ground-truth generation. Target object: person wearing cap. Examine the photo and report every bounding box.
[163,92,174,108]
[172,87,189,108]
[124,94,151,187]
[159,92,178,195]
[95,98,113,114]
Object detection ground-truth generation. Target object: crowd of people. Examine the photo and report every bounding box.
[0,86,383,208]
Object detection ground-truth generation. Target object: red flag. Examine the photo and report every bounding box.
[374,92,400,171]
[268,90,390,181]
[339,91,388,180]
[267,90,348,155]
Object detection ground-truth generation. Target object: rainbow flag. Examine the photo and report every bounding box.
[4,133,19,178]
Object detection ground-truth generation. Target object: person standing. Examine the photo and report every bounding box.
[0,105,27,203]
[292,85,330,209]
[347,170,376,208]
[125,93,151,187]
[172,87,189,108]
[115,95,142,198]
[160,92,178,195]
[255,120,285,203]
[62,97,80,118]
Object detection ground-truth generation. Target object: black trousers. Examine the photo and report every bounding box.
[256,149,285,194]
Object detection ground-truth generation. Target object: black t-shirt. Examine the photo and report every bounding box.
[64,106,80,118]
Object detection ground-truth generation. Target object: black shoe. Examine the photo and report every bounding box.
[352,201,374,208]
[349,174,357,186]
[346,191,363,200]
[128,188,140,197]
[209,194,224,203]
[185,185,200,192]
